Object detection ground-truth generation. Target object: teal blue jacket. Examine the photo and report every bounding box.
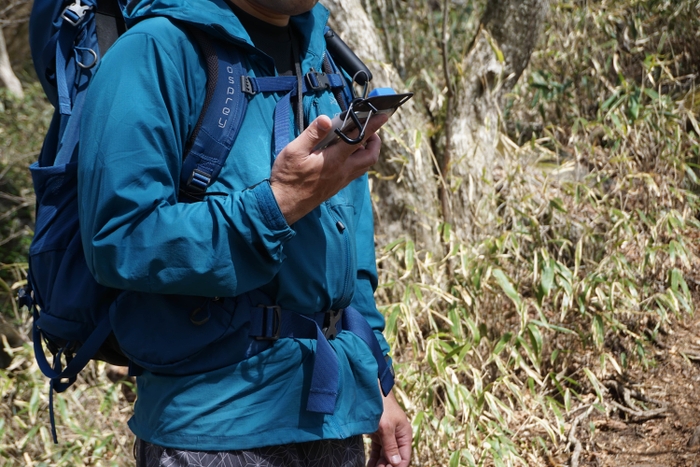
[78,0,390,450]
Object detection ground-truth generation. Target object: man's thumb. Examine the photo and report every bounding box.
[381,433,402,467]
[297,115,333,151]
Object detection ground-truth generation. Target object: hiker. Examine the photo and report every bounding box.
[76,0,412,466]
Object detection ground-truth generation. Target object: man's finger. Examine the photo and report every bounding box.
[287,115,333,153]
[395,421,413,467]
[366,435,382,467]
[379,423,402,467]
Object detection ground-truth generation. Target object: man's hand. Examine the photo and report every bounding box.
[269,113,389,225]
[368,390,412,467]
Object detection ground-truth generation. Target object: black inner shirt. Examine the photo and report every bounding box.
[229,2,295,76]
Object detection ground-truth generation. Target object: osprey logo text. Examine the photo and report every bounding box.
[219,65,236,129]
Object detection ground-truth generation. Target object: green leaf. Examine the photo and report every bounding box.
[549,197,567,212]
[593,314,605,349]
[643,88,659,100]
[583,368,605,402]
[414,129,422,149]
[383,238,405,252]
[492,268,522,307]
[493,332,513,355]
[601,91,619,111]
[465,317,481,345]
[541,260,555,296]
[628,91,640,120]
[527,323,544,361]
[449,450,461,467]
[670,268,682,292]
[404,240,415,273]
[487,33,505,63]
[442,222,452,243]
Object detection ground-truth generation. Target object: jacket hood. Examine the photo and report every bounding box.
[123,0,330,55]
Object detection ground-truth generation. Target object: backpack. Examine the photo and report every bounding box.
[21,0,394,443]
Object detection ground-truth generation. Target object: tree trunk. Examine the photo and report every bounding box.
[324,0,441,254]
[324,0,549,249]
[0,26,23,99]
[444,0,549,242]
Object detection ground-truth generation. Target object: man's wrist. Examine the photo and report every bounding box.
[270,180,302,225]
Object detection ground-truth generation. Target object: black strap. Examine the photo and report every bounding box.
[322,54,347,112]
[95,0,127,55]
[289,27,304,134]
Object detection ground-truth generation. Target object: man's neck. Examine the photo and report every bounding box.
[226,0,290,26]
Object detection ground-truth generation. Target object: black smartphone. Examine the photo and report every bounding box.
[313,91,413,151]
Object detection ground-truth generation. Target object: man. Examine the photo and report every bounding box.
[78,0,411,466]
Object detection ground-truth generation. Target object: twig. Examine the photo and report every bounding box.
[604,380,668,422]
[439,0,454,228]
[608,400,667,422]
[567,405,594,467]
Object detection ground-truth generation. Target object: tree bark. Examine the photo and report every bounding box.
[324,0,441,254]
[324,0,549,249]
[444,0,549,242]
[0,26,23,98]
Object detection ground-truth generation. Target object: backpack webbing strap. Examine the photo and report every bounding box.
[246,291,395,414]
[55,0,98,116]
[342,306,395,397]
[32,303,113,442]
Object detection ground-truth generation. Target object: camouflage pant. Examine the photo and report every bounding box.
[134,435,365,467]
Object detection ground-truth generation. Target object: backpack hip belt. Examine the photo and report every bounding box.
[241,289,395,415]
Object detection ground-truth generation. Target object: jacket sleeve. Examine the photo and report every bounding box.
[78,30,295,297]
[349,175,391,357]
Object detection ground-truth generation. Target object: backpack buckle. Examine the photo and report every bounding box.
[255,305,281,341]
[322,309,343,340]
[62,0,93,27]
[305,71,331,91]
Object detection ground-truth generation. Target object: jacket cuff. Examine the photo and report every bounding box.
[251,179,290,232]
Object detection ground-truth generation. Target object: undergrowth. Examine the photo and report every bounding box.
[1,326,134,467]
[0,81,49,316]
[375,1,700,465]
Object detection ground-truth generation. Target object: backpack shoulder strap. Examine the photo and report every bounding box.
[179,29,250,198]
[178,28,367,198]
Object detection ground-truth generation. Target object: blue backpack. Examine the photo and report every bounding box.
[22,0,394,442]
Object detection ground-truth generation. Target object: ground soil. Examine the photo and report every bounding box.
[570,288,700,467]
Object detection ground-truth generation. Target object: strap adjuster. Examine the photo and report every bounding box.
[187,168,212,192]
[255,305,281,341]
[61,0,93,26]
[241,76,256,95]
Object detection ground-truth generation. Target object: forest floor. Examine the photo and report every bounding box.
[568,287,700,467]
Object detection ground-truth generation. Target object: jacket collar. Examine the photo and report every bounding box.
[124,0,330,68]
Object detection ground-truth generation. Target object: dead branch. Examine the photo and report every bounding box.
[567,404,594,467]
